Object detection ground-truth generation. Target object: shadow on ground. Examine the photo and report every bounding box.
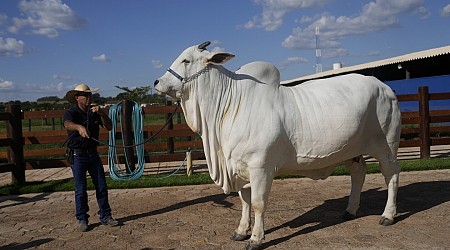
[0,192,50,210]
[1,238,54,250]
[262,180,450,248]
[90,192,239,229]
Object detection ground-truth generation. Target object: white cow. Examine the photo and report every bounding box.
[154,41,401,250]
[235,61,280,85]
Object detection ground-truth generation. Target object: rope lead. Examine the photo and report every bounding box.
[106,101,184,181]
[108,101,145,180]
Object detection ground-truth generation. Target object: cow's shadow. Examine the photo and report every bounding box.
[263,180,450,248]
[112,192,238,226]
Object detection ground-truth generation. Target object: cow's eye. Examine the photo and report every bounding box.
[182,59,190,64]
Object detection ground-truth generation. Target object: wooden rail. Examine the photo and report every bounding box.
[0,104,25,184]
[0,102,205,181]
[397,86,450,158]
[1,86,450,183]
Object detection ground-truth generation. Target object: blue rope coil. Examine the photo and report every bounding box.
[108,101,145,180]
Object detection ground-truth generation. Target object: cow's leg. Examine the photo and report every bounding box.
[378,158,400,226]
[247,172,273,250]
[231,187,251,241]
[343,156,367,220]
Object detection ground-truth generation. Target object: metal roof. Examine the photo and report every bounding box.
[281,45,450,85]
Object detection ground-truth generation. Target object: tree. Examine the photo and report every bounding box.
[37,96,59,102]
[115,86,152,104]
[91,93,107,105]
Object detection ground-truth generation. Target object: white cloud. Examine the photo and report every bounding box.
[322,48,349,59]
[208,40,226,52]
[53,74,72,80]
[210,40,222,46]
[92,53,111,62]
[211,46,226,52]
[282,24,341,50]
[442,4,450,17]
[278,56,308,69]
[297,16,313,24]
[9,0,86,38]
[244,0,330,31]
[367,50,380,56]
[40,82,65,91]
[282,0,424,50]
[152,59,163,69]
[25,82,65,92]
[0,37,25,57]
[0,79,15,90]
[414,6,431,19]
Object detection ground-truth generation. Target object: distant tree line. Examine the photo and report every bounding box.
[0,86,167,112]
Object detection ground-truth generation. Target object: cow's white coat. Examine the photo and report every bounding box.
[235,61,280,86]
[155,43,401,248]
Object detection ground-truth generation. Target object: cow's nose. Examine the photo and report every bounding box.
[154,80,159,87]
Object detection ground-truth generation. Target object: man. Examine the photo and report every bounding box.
[64,83,118,232]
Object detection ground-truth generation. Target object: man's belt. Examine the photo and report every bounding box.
[72,147,97,154]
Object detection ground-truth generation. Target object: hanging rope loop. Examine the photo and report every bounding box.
[105,101,185,181]
[108,101,145,180]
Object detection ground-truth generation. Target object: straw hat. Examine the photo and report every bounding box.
[66,84,99,104]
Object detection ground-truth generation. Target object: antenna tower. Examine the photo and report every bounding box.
[315,25,323,73]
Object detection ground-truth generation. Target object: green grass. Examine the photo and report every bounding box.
[1,158,449,195]
[0,172,214,195]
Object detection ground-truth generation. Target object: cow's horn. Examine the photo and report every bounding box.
[198,41,211,50]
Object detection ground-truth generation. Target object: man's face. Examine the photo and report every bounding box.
[75,92,92,108]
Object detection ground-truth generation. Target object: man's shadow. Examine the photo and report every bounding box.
[90,192,238,228]
[262,180,450,248]
[0,192,50,209]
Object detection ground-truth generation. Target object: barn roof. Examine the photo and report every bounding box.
[281,45,450,86]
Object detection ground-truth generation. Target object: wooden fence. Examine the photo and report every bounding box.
[1,86,450,184]
[0,101,204,184]
[398,86,450,157]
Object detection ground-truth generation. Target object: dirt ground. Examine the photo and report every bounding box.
[1,169,449,249]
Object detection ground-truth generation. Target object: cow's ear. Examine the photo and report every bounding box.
[206,52,235,65]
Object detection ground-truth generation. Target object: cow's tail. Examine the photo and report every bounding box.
[376,83,402,161]
[385,94,402,160]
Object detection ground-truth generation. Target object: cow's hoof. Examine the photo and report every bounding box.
[379,216,394,226]
[246,242,262,250]
[342,211,357,221]
[231,231,249,241]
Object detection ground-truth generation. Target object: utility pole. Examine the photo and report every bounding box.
[315,25,323,73]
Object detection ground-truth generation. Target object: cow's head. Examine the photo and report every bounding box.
[154,41,235,99]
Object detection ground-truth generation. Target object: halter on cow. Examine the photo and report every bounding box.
[155,42,401,250]
[165,42,212,96]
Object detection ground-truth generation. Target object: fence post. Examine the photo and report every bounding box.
[7,104,25,185]
[122,100,136,171]
[166,101,174,154]
[418,86,430,159]
[186,149,193,176]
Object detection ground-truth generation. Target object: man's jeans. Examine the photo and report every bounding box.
[70,152,112,223]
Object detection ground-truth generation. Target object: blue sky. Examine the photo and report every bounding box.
[1,0,450,102]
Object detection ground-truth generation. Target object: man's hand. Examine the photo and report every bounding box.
[90,104,113,131]
[77,125,90,138]
[64,120,90,138]
[90,104,101,114]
